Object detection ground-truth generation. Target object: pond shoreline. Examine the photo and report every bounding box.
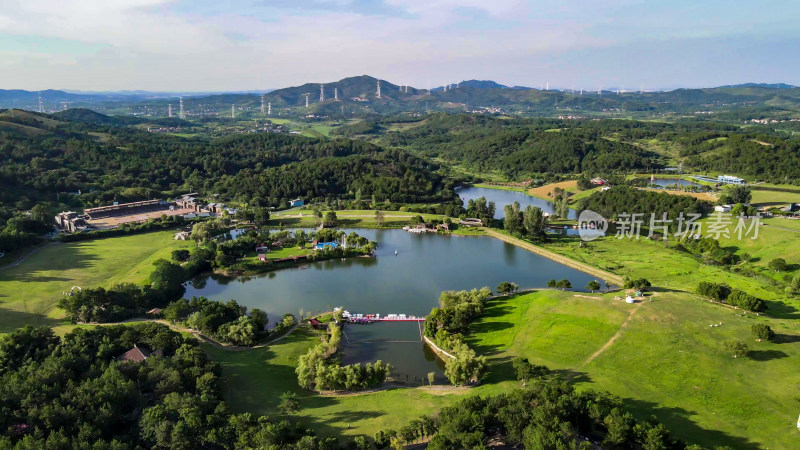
[481,228,623,286]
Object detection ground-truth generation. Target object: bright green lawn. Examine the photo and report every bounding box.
[203,327,472,437]
[542,234,800,316]
[750,183,800,207]
[0,231,192,333]
[467,290,800,449]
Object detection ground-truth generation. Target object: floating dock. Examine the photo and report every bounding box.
[342,312,426,323]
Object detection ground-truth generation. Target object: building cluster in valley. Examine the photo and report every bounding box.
[54,194,238,233]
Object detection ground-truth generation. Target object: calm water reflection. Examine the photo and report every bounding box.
[185,228,596,379]
[649,178,703,188]
[456,185,577,219]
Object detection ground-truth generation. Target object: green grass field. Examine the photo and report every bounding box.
[466,290,800,448]
[203,327,472,437]
[270,209,450,228]
[750,183,800,207]
[0,231,192,333]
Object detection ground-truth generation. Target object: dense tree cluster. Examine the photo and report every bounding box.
[386,377,694,449]
[0,111,455,218]
[696,281,766,312]
[58,248,213,322]
[423,288,492,385]
[296,322,391,392]
[503,201,549,241]
[162,296,292,346]
[623,277,652,291]
[687,134,800,183]
[424,288,493,344]
[0,324,359,449]
[678,236,737,265]
[464,196,496,224]
[384,114,656,177]
[0,204,51,252]
[577,186,708,225]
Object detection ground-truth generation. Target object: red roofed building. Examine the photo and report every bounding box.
[115,344,162,363]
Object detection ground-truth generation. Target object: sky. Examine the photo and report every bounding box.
[1,0,799,91]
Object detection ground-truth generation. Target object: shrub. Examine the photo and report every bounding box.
[723,340,748,358]
[751,324,775,341]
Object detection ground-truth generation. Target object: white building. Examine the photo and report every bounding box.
[717,175,745,185]
[714,205,732,213]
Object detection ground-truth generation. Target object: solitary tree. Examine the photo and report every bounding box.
[723,340,748,358]
[427,372,435,386]
[751,324,775,341]
[375,210,385,226]
[323,211,338,227]
[768,258,787,272]
[253,207,270,226]
[496,281,519,294]
[587,280,601,293]
[278,391,300,415]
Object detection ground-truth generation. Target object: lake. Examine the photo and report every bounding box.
[185,228,596,381]
[456,185,577,219]
[649,178,703,189]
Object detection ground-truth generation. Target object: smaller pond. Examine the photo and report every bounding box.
[648,178,703,189]
[456,185,577,219]
[340,322,448,383]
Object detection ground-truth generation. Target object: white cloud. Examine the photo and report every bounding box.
[0,0,798,90]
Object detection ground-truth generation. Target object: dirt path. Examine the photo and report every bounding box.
[0,241,60,273]
[764,225,800,234]
[578,301,643,369]
[481,228,624,286]
[317,383,471,397]
[95,318,301,351]
[273,213,418,219]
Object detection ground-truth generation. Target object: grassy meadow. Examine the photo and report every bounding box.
[0,230,193,334]
[467,290,800,448]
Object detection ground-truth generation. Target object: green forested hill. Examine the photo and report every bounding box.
[381,114,657,177]
[0,111,454,209]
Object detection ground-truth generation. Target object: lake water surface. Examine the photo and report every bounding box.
[649,178,703,188]
[186,228,596,380]
[456,185,577,219]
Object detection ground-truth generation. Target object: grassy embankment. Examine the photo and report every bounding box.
[0,230,193,334]
[269,209,448,228]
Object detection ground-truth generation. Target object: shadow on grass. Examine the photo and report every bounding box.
[623,398,760,449]
[322,409,387,425]
[746,349,789,361]
[7,274,73,283]
[763,300,800,320]
[0,307,63,333]
[554,369,592,384]
[773,333,800,344]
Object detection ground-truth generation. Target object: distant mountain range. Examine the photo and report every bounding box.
[717,83,795,89]
[2,77,798,114]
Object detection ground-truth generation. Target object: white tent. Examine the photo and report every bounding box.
[625,295,635,304]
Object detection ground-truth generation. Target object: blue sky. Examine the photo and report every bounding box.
[1,0,799,91]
